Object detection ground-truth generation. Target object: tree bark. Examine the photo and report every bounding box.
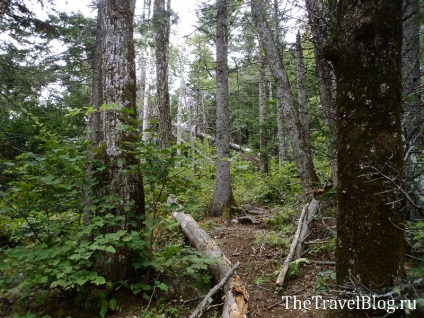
[154,0,172,148]
[402,0,423,219]
[139,0,152,141]
[251,0,320,193]
[324,0,405,315]
[296,31,310,148]
[88,0,145,282]
[259,51,268,174]
[177,45,186,153]
[172,212,249,318]
[305,0,337,187]
[210,0,235,217]
[273,0,287,166]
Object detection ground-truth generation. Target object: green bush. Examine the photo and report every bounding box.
[0,135,212,317]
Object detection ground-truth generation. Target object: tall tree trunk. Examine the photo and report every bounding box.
[324,0,405,315]
[88,0,145,282]
[210,0,235,217]
[139,0,152,141]
[142,45,152,142]
[273,0,287,166]
[259,51,268,174]
[296,31,310,147]
[177,45,186,153]
[154,0,171,148]
[305,0,337,187]
[251,0,319,193]
[402,0,423,219]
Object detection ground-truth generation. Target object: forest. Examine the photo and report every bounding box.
[0,0,424,317]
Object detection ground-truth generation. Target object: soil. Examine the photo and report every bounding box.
[207,206,334,318]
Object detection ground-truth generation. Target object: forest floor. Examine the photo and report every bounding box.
[107,204,336,318]
[2,205,337,318]
[206,206,333,318]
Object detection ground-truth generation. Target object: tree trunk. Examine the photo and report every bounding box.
[154,0,172,148]
[210,0,235,217]
[324,0,405,315]
[177,45,186,153]
[273,0,287,166]
[87,0,145,282]
[139,0,152,141]
[296,31,310,147]
[251,0,320,193]
[402,0,423,219]
[305,0,337,187]
[259,51,268,174]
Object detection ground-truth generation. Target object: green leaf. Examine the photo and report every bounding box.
[93,275,106,286]
[109,298,117,310]
[155,281,168,292]
[105,245,116,253]
[100,299,108,318]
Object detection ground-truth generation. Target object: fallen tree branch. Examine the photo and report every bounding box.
[275,203,309,286]
[190,261,241,318]
[172,212,249,318]
[296,199,320,258]
[172,124,252,152]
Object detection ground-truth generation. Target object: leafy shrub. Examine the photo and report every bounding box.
[0,134,212,317]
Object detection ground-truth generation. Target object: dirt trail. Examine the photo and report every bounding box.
[209,207,333,318]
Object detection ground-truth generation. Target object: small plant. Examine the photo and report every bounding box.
[315,270,336,290]
[286,258,310,280]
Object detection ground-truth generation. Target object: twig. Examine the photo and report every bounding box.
[141,280,158,318]
[312,260,335,266]
[406,254,424,262]
[189,261,241,318]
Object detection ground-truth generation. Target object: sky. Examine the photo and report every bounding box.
[57,0,201,42]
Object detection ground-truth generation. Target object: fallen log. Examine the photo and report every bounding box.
[172,212,249,318]
[275,203,309,286]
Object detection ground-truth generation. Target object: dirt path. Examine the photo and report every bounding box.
[209,206,334,318]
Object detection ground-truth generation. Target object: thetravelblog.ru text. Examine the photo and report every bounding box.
[281,295,416,314]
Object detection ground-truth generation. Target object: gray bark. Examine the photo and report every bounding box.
[154,0,172,148]
[139,0,152,141]
[88,0,145,281]
[177,45,186,152]
[273,0,287,166]
[251,0,319,193]
[296,31,310,147]
[259,52,268,174]
[210,0,234,217]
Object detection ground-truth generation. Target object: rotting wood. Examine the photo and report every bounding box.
[189,261,240,318]
[172,212,249,318]
[275,203,309,286]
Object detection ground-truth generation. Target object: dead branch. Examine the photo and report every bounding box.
[295,199,320,259]
[275,203,309,286]
[189,261,241,318]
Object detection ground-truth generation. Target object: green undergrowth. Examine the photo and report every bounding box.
[0,115,335,317]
